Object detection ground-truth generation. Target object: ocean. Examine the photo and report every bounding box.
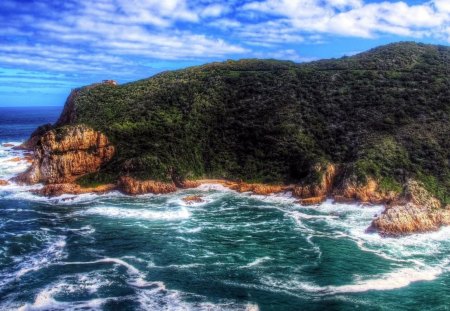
[0,106,449,311]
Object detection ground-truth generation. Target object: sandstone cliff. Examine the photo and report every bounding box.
[15,125,115,184]
[370,180,450,236]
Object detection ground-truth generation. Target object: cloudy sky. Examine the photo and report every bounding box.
[1,0,449,106]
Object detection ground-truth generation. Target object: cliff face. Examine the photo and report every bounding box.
[15,125,115,184]
[371,180,450,236]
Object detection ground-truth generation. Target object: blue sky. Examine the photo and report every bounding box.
[0,0,449,106]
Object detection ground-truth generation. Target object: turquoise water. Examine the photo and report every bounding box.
[0,107,449,310]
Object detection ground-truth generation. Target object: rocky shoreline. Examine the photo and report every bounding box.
[1,124,449,237]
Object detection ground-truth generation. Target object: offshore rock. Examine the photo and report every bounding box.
[117,176,177,195]
[370,180,450,236]
[0,179,9,186]
[15,125,115,184]
[182,195,205,204]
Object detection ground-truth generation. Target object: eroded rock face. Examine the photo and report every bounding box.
[15,125,115,184]
[117,176,177,195]
[35,183,116,197]
[370,180,450,236]
[333,177,398,204]
[293,163,337,205]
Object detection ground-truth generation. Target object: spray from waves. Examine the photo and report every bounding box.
[47,258,259,311]
[0,235,66,289]
[80,205,191,221]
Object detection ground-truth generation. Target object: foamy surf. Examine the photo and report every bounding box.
[80,205,191,221]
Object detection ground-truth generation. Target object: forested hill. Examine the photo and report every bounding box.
[56,42,449,203]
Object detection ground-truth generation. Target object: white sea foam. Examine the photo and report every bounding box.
[243,256,272,268]
[81,205,191,221]
[0,235,67,290]
[326,267,442,293]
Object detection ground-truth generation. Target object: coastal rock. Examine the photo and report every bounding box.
[2,143,14,147]
[229,182,286,195]
[117,176,177,195]
[182,195,204,204]
[293,163,337,205]
[298,196,326,206]
[333,177,397,204]
[8,157,21,162]
[15,124,115,184]
[35,183,116,197]
[0,179,9,186]
[370,180,450,236]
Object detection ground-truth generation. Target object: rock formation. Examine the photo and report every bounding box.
[117,176,177,195]
[15,124,114,184]
[293,163,337,205]
[182,195,205,204]
[370,180,450,236]
[35,183,116,197]
[333,177,398,204]
[0,179,9,186]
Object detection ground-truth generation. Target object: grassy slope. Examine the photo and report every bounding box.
[67,42,449,203]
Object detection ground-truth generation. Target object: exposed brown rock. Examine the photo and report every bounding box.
[298,196,326,206]
[8,157,21,162]
[117,176,177,195]
[2,143,14,147]
[0,179,9,186]
[178,180,201,188]
[333,177,398,204]
[14,124,115,184]
[182,195,205,204]
[34,183,116,197]
[370,180,450,236]
[228,182,286,195]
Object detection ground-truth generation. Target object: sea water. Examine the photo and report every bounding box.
[0,106,449,311]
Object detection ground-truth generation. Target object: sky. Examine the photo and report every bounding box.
[0,0,449,106]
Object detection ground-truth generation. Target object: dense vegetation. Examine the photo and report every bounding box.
[63,42,449,203]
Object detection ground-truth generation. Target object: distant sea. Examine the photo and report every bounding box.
[0,106,449,311]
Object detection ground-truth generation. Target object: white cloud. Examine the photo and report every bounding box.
[243,0,450,40]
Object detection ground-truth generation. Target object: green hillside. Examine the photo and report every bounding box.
[58,42,449,203]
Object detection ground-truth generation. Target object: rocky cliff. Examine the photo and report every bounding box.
[15,125,114,184]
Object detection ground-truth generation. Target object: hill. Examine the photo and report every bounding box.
[15,42,450,235]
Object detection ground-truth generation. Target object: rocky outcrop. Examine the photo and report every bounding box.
[293,163,337,205]
[117,176,177,195]
[333,177,398,204]
[182,195,205,204]
[34,183,116,197]
[370,180,450,236]
[15,125,115,184]
[228,182,286,195]
[0,179,9,186]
